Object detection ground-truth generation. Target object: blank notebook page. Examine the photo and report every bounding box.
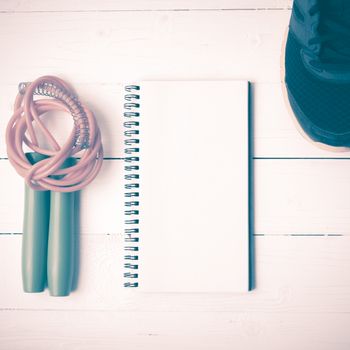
[137,80,250,293]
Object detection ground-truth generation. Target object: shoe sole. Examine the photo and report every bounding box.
[280,27,350,152]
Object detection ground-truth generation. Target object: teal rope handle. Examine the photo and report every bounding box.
[47,157,78,297]
[22,152,50,293]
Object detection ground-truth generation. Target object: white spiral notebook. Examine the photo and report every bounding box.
[123,80,252,293]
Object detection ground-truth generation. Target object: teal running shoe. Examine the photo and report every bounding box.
[283,0,350,149]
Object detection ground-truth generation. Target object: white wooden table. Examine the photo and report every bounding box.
[1,1,350,349]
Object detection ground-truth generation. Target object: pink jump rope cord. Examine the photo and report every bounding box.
[6,75,103,192]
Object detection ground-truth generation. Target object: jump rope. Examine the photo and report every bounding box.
[5,75,103,296]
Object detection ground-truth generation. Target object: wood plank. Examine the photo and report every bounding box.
[1,10,349,159]
[2,159,350,236]
[0,9,289,157]
[5,11,340,158]
[1,234,350,313]
[3,4,350,350]
[0,310,349,350]
[255,159,350,235]
[0,11,289,86]
[4,82,350,159]
[0,0,293,12]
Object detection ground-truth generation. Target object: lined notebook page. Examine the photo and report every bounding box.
[137,81,250,292]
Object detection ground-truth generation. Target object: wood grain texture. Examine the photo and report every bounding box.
[255,159,350,235]
[1,1,350,349]
[3,82,350,158]
[1,9,349,158]
[2,159,350,236]
[0,11,288,85]
[0,0,293,12]
[0,310,349,350]
[1,234,350,314]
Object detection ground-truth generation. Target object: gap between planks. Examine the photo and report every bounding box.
[0,233,344,237]
[0,8,292,14]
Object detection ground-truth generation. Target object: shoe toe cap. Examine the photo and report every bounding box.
[285,32,350,147]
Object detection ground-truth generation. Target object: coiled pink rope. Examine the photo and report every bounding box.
[6,75,103,192]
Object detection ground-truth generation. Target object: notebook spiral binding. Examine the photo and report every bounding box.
[123,85,140,288]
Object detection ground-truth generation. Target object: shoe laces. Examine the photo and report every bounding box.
[308,2,350,70]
